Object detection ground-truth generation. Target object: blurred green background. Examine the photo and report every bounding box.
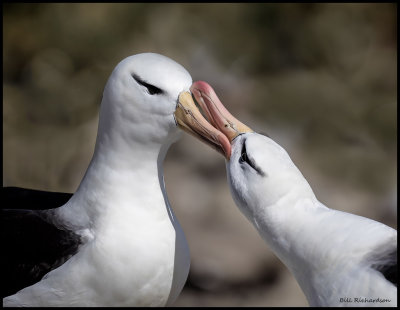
[3,3,397,306]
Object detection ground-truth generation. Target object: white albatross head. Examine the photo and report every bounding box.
[190,81,315,220]
[227,133,315,219]
[189,81,398,308]
[94,53,231,158]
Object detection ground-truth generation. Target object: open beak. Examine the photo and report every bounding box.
[174,91,232,158]
[190,81,253,158]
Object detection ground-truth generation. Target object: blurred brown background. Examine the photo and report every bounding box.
[3,3,397,307]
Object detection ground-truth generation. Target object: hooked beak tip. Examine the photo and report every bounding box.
[191,81,253,145]
[174,91,232,159]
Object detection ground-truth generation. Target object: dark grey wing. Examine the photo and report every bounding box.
[2,187,72,210]
[1,187,81,298]
[368,242,397,287]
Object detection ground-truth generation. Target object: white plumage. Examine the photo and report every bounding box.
[191,80,397,307]
[4,53,210,306]
[227,133,397,307]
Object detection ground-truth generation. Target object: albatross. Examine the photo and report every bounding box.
[2,53,231,307]
[190,81,397,307]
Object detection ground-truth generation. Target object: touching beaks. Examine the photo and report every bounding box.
[190,81,253,143]
[174,91,232,159]
[174,81,253,160]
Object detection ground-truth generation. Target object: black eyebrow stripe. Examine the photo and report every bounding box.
[131,74,163,95]
[240,139,266,177]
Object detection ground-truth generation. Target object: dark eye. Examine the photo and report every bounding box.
[239,149,249,164]
[132,74,163,95]
[239,141,250,164]
[239,139,266,176]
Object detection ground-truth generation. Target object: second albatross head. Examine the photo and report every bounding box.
[190,81,315,219]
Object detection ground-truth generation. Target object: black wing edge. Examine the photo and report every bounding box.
[2,186,73,211]
[2,208,82,298]
[370,246,397,287]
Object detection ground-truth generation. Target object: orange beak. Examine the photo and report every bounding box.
[174,91,232,158]
[190,81,253,159]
